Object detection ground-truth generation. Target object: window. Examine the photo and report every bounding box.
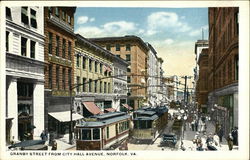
[62,68,66,90]
[21,37,27,56]
[127,67,131,72]
[68,41,71,60]
[48,65,52,89]
[100,63,103,74]
[93,129,100,140]
[68,69,72,88]
[95,61,98,73]
[62,11,65,21]
[30,40,36,58]
[6,7,11,19]
[30,9,37,28]
[82,57,86,69]
[100,81,102,93]
[126,54,131,61]
[17,82,33,98]
[55,7,59,17]
[6,31,9,52]
[82,129,91,140]
[235,55,238,80]
[82,78,86,92]
[68,15,71,25]
[116,55,120,58]
[108,83,110,93]
[62,39,66,58]
[89,59,92,72]
[106,44,111,51]
[76,55,80,67]
[127,76,131,83]
[106,127,109,139]
[126,44,131,51]
[56,66,60,90]
[89,79,92,92]
[21,7,28,25]
[94,80,98,93]
[115,44,120,51]
[77,76,80,92]
[48,32,52,55]
[56,36,59,56]
[104,82,107,93]
[48,7,52,17]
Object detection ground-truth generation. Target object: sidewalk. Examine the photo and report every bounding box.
[182,121,238,151]
[48,133,75,150]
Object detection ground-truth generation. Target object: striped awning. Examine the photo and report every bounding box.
[122,104,133,110]
[83,102,102,115]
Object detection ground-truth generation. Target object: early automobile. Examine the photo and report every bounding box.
[160,133,178,148]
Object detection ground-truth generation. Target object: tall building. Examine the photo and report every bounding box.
[156,57,165,104]
[146,43,159,107]
[90,36,149,110]
[208,7,239,136]
[73,34,128,117]
[196,48,209,112]
[193,40,208,102]
[43,7,78,136]
[5,6,45,143]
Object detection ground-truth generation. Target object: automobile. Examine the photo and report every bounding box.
[160,133,178,148]
[8,140,48,150]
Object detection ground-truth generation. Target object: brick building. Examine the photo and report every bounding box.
[207,7,239,136]
[90,36,149,110]
[196,48,209,112]
[43,7,82,136]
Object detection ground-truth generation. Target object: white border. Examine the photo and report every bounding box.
[0,1,249,160]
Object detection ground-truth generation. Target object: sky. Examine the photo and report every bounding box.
[74,7,208,87]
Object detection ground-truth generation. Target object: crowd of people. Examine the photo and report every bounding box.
[40,130,57,150]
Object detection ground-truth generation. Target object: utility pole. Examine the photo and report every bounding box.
[184,76,187,104]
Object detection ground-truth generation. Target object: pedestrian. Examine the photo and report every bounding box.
[217,125,224,143]
[231,127,238,146]
[40,130,47,141]
[227,133,233,151]
[213,133,220,147]
[206,133,217,150]
[191,120,195,131]
[51,140,57,150]
[195,120,198,131]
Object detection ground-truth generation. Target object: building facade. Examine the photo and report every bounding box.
[44,7,78,136]
[5,6,45,143]
[90,36,149,110]
[193,40,208,102]
[156,57,165,104]
[74,34,117,117]
[208,7,239,136]
[196,48,209,112]
[146,43,159,107]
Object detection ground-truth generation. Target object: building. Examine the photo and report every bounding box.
[165,75,179,102]
[156,57,165,104]
[196,48,209,112]
[5,6,45,143]
[74,112,130,150]
[193,40,209,102]
[90,36,149,110]
[207,7,239,136]
[43,7,82,137]
[146,43,159,107]
[74,34,128,117]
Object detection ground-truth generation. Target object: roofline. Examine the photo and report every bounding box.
[89,35,149,52]
[75,34,129,66]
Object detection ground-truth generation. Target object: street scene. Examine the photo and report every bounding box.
[4,5,240,153]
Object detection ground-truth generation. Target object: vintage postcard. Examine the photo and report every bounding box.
[0,0,249,160]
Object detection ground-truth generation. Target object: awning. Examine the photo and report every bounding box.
[122,104,133,110]
[83,102,102,115]
[49,111,83,122]
[105,108,116,112]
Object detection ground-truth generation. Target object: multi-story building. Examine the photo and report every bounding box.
[5,6,45,143]
[146,43,159,107]
[43,7,80,136]
[156,57,164,104]
[207,7,239,136]
[90,36,149,110]
[193,40,208,102]
[196,48,209,112]
[74,34,127,117]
